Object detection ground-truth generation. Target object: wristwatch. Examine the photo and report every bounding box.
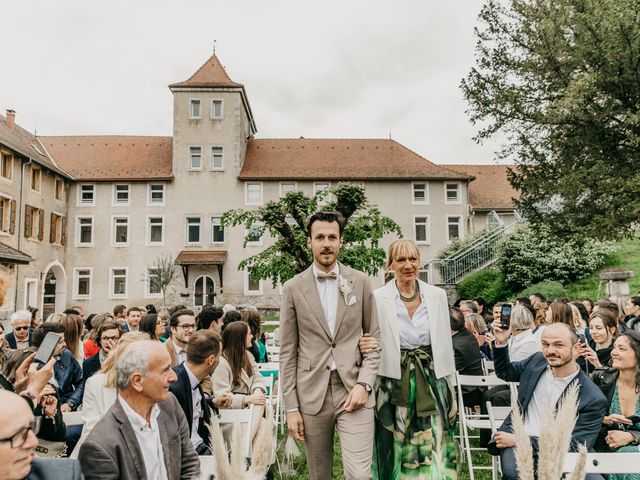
[357,382,372,393]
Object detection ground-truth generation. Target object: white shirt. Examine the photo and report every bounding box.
[313,263,339,370]
[126,323,139,332]
[118,397,168,480]
[184,364,203,449]
[508,328,542,362]
[523,365,580,437]
[394,282,430,349]
[172,340,187,365]
[16,339,29,350]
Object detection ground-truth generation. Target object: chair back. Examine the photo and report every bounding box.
[219,404,255,459]
[563,452,640,473]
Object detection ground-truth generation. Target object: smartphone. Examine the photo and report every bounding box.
[33,332,62,367]
[577,333,587,346]
[500,303,512,330]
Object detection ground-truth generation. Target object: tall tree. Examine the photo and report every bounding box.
[461,0,640,239]
[222,183,402,286]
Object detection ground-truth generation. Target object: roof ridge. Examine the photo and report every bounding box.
[41,134,172,139]
[390,141,474,179]
[169,53,242,88]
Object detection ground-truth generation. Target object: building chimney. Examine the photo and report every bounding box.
[6,110,15,130]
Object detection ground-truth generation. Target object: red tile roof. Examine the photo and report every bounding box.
[41,136,173,181]
[239,139,472,181]
[448,164,519,210]
[169,53,242,89]
[176,250,228,265]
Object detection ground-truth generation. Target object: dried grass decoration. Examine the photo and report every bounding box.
[511,381,588,480]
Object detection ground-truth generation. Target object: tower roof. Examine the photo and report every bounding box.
[169,53,243,89]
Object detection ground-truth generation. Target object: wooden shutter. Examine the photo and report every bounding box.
[38,209,44,240]
[61,216,66,246]
[50,213,57,243]
[24,206,32,238]
[9,199,16,234]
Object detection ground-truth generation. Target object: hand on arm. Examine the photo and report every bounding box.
[358,334,379,354]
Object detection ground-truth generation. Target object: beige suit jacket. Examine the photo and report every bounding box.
[279,263,380,415]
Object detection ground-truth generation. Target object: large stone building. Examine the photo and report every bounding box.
[0,53,517,317]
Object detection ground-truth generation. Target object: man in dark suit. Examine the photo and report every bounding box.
[6,310,33,349]
[488,322,608,480]
[169,329,229,455]
[450,306,485,407]
[82,321,120,381]
[79,340,199,480]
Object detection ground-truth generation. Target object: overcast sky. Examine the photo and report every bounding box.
[1,0,504,165]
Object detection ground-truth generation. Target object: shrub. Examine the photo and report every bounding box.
[458,268,510,305]
[518,281,568,302]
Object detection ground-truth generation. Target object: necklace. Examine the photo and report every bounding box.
[397,280,419,302]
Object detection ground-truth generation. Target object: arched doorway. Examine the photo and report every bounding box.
[41,261,67,318]
[193,275,215,307]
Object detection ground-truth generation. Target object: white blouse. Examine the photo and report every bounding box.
[394,284,431,349]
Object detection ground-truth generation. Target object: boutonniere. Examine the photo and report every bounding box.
[338,275,354,306]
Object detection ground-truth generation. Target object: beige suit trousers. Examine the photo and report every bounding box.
[301,371,374,480]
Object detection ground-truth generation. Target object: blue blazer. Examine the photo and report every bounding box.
[488,347,607,455]
[55,349,85,409]
[6,328,33,349]
[82,352,102,382]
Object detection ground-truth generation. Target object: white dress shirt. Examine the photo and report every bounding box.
[184,364,203,449]
[393,282,430,349]
[172,340,187,365]
[313,263,339,370]
[118,397,168,480]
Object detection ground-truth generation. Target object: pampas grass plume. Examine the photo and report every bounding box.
[510,395,535,480]
[567,443,588,480]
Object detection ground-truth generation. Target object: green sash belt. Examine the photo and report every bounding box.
[389,344,437,418]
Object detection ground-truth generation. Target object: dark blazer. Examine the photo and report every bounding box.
[82,352,102,381]
[169,363,217,448]
[488,347,608,456]
[28,457,83,480]
[78,393,200,480]
[5,328,33,349]
[452,328,485,406]
[54,349,84,409]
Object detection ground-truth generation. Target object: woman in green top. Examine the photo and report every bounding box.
[243,309,268,363]
[139,314,167,342]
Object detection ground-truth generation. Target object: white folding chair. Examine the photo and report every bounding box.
[563,452,640,474]
[486,402,512,479]
[218,405,255,459]
[456,372,509,480]
[266,345,280,362]
[62,411,83,426]
[482,358,495,375]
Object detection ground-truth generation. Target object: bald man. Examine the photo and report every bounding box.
[0,390,82,480]
[487,322,607,480]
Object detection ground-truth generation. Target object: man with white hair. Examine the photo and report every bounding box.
[79,340,199,480]
[6,310,33,349]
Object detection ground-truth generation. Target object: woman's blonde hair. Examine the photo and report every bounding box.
[103,332,149,388]
[466,313,487,334]
[511,304,535,331]
[45,313,65,324]
[387,239,421,269]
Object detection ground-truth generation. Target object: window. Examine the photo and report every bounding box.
[194,275,215,306]
[280,182,297,197]
[112,216,129,246]
[113,184,129,205]
[1,152,12,180]
[211,100,223,119]
[30,166,41,192]
[146,267,162,297]
[445,182,460,203]
[189,146,202,170]
[211,146,224,170]
[412,182,428,204]
[447,216,462,242]
[24,279,37,309]
[245,183,263,205]
[211,217,225,244]
[148,184,165,205]
[76,216,94,246]
[186,217,201,244]
[110,267,128,298]
[54,178,64,201]
[73,268,92,299]
[24,206,44,240]
[244,269,262,295]
[49,213,64,244]
[414,216,430,244]
[79,184,95,206]
[148,216,164,244]
[314,182,331,205]
[487,213,501,229]
[0,196,12,234]
[189,99,201,119]
[245,221,262,246]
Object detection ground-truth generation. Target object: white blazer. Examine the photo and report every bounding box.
[374,279,456,382]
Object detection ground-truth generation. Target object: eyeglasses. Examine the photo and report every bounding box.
[0,418,39,448]
[14,326,29,332]
[101,335,120,342]
[176,324,196,331]
[156,320,167,326]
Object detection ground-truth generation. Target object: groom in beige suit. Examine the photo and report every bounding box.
[280,211,380,480]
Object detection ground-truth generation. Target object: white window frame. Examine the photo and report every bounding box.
[210,146,225,171]
[24,277,38,309]
[110,215,130,247]
[446,215,463,243]
[77,184,96,207]
[445,182,461,204]
[211,216,225,245]
[211,99,224,120]
[72,267,92,300]
[75,215,95,247]
[413,215,431,245]
[146,215,165,246]
[147,183,165,206]
[245,221,263,247]
[109,266,128,299]
[245,182,263,206]
[188,146,203,171]
[112,184,130,207]
[54,178,64,202]
[145,266,163,298]
[30,165,41,193]
[189,99,202,119]
[185,216,202,245]
[0,193,12,235]
[279,182,297,198]
[411,181,429,205]
[244,269,263,296]
[313,182,331,204]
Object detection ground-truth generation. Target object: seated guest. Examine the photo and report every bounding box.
[0,390,82,480]
[140,313,167,342]
[145,304,158,315]
[222,310,242,331]
[450,306,484,408]
[243,308,269,363]
[166,309,197,367]
[60,314,85,366]
[488,322,607,480]
[122,306,142,332]
[467,312,493,360]
[0,324,8,371]
[83,313,113,359]
[6,310,33,350]
[78,340,200,480]
[546,299,574,327]
[624,296,640,332]
[169,330,229,455]
[490,304,542,362]
[580,310,618,371]
[591,331,640,457]
[113,304,127,327]
[27,307,42,330]
[196,306,224,334]
[83,321,121,381]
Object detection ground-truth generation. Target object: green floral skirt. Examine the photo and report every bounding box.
[372,347,458,480]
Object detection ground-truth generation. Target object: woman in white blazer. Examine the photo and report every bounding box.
[366,239,458,480]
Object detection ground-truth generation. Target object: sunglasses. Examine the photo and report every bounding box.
[14,326,29,332]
